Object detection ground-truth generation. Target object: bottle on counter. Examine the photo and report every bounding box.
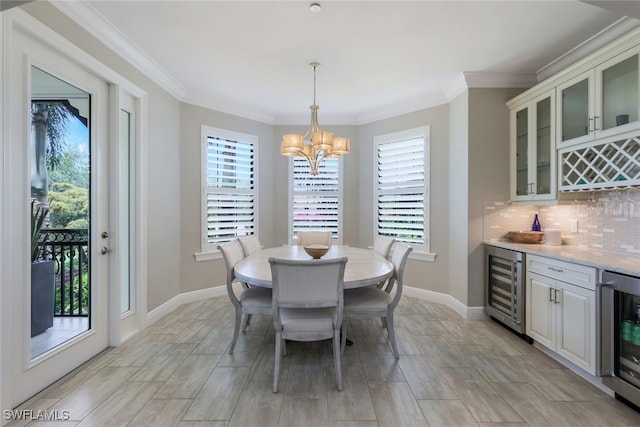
[532,214,541,232]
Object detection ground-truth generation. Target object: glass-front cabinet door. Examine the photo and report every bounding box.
[514,105,529,197]
[510,89,556,201]
[596,48,639,138]
[557,73,592,147]
[535,95,553,196]
[558,46,640,148]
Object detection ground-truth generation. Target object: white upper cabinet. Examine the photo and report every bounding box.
[510,89,556,202]
[557,46,640,149]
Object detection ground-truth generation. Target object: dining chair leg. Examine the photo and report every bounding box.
[274,331,282,393]
[230,309,241,354]
[242,314,252,332]
[386,312,399,359]
[333,330,343,391]
[340,318,348,356]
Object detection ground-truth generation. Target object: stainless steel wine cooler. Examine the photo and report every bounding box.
[485,246,526,335]
[600,270,640,408]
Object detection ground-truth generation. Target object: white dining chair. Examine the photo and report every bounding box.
[238,235,262,257]
[373,235,395,259]
[269,256,348,392]
[218,239,272,354]
[296,231,332,247]
[341,242,412,359]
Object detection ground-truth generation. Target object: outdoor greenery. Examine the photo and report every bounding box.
[48,149,89,190]
[30,199,49,262]
[48,182,89,229]
[32,100,90,317]
[55,264,89,315]
[31,102,73,171]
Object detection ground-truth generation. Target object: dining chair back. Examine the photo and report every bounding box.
[296,231,332,247]
[341,241,412,359]
[269,256,348,392]
[238,235,261,257]
[218,239,272,354]
[373,235,395,259]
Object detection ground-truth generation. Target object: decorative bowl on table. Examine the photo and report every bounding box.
[507,231,544,244]
[304,244,330,259]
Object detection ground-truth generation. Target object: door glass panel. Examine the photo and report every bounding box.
[602,54,638,131]
[120,109,131,314]
[536,97,551,195]
[561,78,589,142]
[515,107,529,196]
[30,66,91,358]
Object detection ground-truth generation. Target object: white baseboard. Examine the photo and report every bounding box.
[145,285,227,327]
[402,286,487,320]
[144,284,486,329]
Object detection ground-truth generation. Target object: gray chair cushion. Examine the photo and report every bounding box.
[344,287,391,311]
[280,307,335,332]
[238,287,272,308]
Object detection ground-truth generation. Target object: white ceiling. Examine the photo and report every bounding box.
[51,1,638,125]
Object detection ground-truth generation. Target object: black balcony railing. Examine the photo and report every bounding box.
[40,228,89,317]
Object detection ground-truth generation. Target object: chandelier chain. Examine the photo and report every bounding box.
[313,64,317,106]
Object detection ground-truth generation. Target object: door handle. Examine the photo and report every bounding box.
[101,247,112,255]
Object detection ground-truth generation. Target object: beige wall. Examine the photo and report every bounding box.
[358,106,451,293]
[22,2,183,311]
[467,88,524,307]
[179,103,275,291]
[448,92,470,304]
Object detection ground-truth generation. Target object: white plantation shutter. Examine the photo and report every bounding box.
[375,127,429,252]
[291,156,341,242]
[202,126,257,251]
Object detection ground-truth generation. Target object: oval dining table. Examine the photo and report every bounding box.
[234,245,394,289]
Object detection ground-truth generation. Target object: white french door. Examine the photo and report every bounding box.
[5,19,110,406]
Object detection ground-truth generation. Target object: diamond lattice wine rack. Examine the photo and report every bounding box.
[560,135,640,191]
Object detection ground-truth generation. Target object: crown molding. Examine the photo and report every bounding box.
[182,92,276,125]
[51,1,186,100]
[537,16,640,81]
[443,73,469,101]
[443,71,537,103]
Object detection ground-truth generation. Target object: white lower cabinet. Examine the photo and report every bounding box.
[526,255,596,375]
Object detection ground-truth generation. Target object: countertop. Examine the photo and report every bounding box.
[484,240,640,277]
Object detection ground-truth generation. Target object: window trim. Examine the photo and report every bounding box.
[287,155,344,246]
[373,126,435,262]
[197,125,258,260]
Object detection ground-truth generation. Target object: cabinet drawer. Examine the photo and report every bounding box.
[527,254,596,291]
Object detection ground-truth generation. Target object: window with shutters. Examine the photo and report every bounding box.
[201,126,257,253]
[374,126,430,255]
[289,156,342,244]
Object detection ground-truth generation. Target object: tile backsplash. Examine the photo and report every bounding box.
[484,189,640,255]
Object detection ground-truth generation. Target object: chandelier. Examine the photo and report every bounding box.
[280,62,350,175]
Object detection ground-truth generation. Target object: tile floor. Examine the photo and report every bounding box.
[9,295,640,426]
